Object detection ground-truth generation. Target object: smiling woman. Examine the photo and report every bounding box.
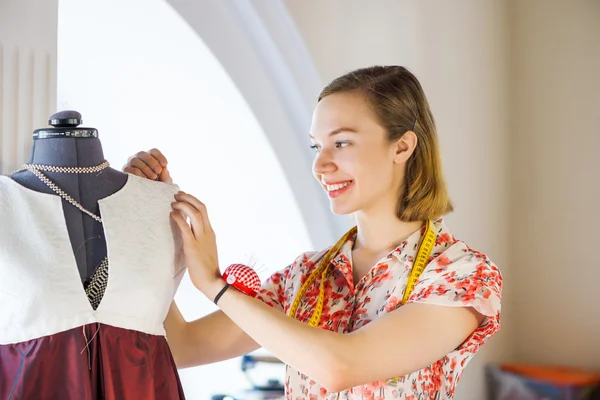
[125,65,502,399]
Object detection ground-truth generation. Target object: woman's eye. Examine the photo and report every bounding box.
[310,141,348,152]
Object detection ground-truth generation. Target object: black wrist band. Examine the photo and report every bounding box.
[213,283,231,305]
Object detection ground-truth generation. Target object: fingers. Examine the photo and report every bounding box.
[148,148,168,167]
[136,150,164,176]
[157,167,173,184]
[174,192,212,233]
[172,201,204,234]
[123,166,146,178]
[170,211,196,247]
[128,157,160,179]
[123,149,168,180]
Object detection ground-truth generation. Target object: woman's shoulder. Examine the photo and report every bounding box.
[292,248,330,267]
[427,219,503,294]
[264,248,329,280]
[412,220,503,316]
[275,248,330,279]
[433,218,499,268]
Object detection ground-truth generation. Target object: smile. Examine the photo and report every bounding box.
[325,181,351,191]
[323,180,353,198]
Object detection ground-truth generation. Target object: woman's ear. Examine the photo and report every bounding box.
[393,131,418,164]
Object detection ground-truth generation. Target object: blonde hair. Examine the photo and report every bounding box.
[318,66,453,221]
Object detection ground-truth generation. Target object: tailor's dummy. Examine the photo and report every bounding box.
[10,110,127,286]
[0,111,186,399]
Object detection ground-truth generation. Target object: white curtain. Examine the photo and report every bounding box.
[0,43,55,174]
[0,0,57,175]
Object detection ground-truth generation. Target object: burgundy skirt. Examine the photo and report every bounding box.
[0,323,185,399]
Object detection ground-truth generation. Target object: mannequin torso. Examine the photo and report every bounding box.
[10,111,128,284]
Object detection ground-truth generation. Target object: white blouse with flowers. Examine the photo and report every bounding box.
[256,219,502,400]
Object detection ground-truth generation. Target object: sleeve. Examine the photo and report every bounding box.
[407,244,503,351]
[253,250,321,313]
[254,265,291,312]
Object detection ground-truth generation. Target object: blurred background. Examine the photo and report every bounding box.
[1,0,599,399]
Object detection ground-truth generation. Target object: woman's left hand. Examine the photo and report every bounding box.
[171,191,222,295]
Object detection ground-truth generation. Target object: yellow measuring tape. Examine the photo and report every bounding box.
[288,220,436,327]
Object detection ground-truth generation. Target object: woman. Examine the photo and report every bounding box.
[125,66,502,399]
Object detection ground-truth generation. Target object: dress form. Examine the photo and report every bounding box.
[10,110,128,284]
[1,111,186,399]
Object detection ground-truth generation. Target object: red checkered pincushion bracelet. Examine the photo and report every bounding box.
[213,264,261,305]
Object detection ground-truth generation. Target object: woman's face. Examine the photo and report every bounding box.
[310,92,412,217]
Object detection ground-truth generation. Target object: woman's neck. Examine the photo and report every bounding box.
[353,210,423,255]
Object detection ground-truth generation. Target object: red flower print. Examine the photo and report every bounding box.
[436,233,454,246]
[436,254,452,268]
[385,295,401,312]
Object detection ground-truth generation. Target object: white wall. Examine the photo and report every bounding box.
[510,0,600,369]
[283,1,513,399]
[0,0,57,173]
[415,3,513,398]
[282,0,421,84]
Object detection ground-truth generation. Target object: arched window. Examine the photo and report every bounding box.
[56,0,341,397]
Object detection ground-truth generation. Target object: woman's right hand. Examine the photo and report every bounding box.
[122,148,173,183]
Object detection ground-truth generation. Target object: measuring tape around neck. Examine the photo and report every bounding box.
[288,220,436,327]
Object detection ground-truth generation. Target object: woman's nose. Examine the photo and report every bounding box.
[312,148,337,177]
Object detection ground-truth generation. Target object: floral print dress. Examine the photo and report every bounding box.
[256,219,502,399]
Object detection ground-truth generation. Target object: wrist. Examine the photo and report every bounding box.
[196,276,226,300]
